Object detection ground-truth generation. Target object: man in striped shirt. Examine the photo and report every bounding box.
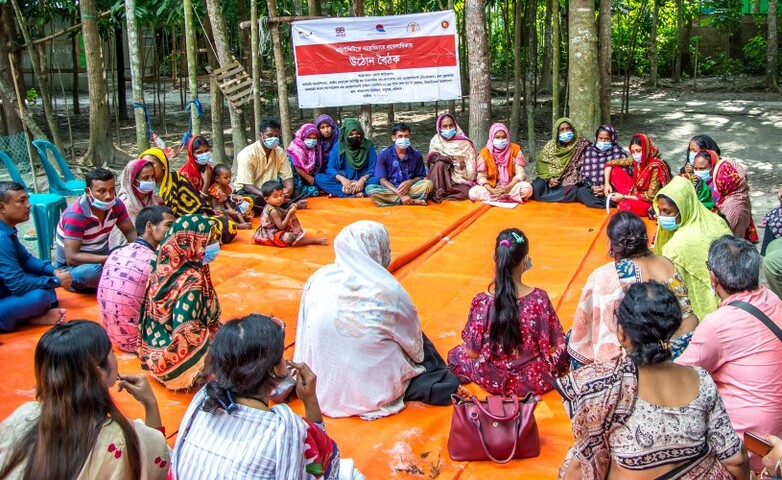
[53,168,136,292]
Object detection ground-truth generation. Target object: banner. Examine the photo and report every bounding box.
[291,11,461,108]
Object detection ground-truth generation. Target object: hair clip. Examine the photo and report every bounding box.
[499,239,511,248]
[658,340,671,352]
[218,390,239,414]
[511,232,525,244]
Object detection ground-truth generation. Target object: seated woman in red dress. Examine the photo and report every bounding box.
[447,228,569,396]
[604,133,671,217]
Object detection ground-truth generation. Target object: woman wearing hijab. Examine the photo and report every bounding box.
[286,123,322,199]
[691,149,758,242]
[294,221,459,419]
[681,134,721,174]
[138,214,222,391]
[654,176,732,320]
[605,133,671,217]
[533,117,590,203]
[315,114,340,164]
[467,122,532,204]
[576,125,628,209]
[108,157,164,248]
[426,113,476,202]
[314,118,377,198]
[179,136,214,197]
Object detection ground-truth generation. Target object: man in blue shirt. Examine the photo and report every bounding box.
[366,122,433,206]
[0,182,71,331]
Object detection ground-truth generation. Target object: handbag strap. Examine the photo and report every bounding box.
[471,395,520,420]
[728,300,782,343]
[471,414,522,464]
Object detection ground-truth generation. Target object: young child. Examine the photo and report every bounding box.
[253,180,327,247]
[208,164,253,229]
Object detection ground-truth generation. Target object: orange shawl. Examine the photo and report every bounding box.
[480,144,521,187]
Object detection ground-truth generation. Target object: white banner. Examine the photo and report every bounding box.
[291,11,461,108]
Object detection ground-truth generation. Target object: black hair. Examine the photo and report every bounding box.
[629,135,642,147]
[690,134,721,156]
[616,282,682,365]
[708,235,760,295]
[213,164,232,177]
[607,211,649,259]
[693,150,714,167]
[191,135,211,152]
[134,205,173,236]
[656,194,678,214]
[259,118,282,135]
[260,180,284,198]
[85,168,115,188]
[391,122,411,136]
[0,181,26,203]
[489,228,529,354]
[202,314,285,414]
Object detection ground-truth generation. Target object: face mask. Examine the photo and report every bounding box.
[346,136,362,149]
[303,138,318,149]
[558,131,574,143]
[658,213,680,231]
[195,152,212,165]
[136,180,156,194]
[89,191,116,211]
[395,138,411,149]
[694,169,712,182]
[202,242,220,265]
[688,151,697,163]
[237,200,251,214]
[492,138,509,150]
[595,141,612,152]
[263,137,280,149]
[632,152,643,163]
[440,128,457,139]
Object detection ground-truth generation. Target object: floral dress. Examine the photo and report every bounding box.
[447,289,569,395]
[253,204,305,247]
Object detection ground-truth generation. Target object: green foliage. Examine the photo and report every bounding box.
[742,35,767,73]
[25,88,38,105]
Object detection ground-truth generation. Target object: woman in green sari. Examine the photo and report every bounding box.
[654,176,732,320]
[532,117,590,203]
[138,214,222,390]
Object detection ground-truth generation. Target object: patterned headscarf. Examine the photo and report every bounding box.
[630,134,670,193]
[287,123,320,174]
[581,125,626,186]
[315,114,340,162]
[179,135,212,192]
[537,117,589,185]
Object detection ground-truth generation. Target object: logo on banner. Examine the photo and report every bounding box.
[441,20,450,29]
[335,26,346,37]
[297,29,312,38]
[407,22,419,32]
[375,24,386,32]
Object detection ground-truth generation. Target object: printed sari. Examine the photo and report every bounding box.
[708,151,758,242]
[109,157,163,248]
[537,117,589,188]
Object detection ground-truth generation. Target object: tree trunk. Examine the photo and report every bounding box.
[205,0,248,155]
[767,0,779,90]
[551,0,560,123]
[598,0,611,125]
[80,0,121,166]
[354,0,373,139]
[251,0,263,139]
[11,0,63,150]
[465,0,492,148]
[567,0,599,137]
[125,0,148,152]
[509,0,522,140]
[649,0,659,88]
[71,30,81,115]
[538,0,553,95]
[266,0,292,146]
[525,0,537,161]
[447,0,456,115]
[203,13,226,165]
[0,4,22,134]
[386,0,395,126]
[114,24,128,121]
[673,0,683,82]
[183,0,201,135]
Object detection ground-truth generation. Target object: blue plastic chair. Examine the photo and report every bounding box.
[31,139,86,196]
[0,151,67,262]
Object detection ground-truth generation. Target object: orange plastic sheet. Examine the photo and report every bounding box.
[0,198,613,479]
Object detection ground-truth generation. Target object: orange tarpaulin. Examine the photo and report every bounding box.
[0,198,613,479]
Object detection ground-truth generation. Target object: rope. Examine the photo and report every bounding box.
[259,17,272,56]
[193,5,219,61]
[132,102,153,138]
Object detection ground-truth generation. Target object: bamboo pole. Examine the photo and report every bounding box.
[126,0,149,151]
[251,0,262,138]
[183,0,201,134]
[16,10,113,49]
[266,0,292,145]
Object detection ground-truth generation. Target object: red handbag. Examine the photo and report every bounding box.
[447,393,540,463]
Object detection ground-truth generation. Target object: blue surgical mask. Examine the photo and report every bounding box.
[395,138,411,149]
[263,137,280,149]
[526,257,532,270]
[658,213,680,231]
[303,138,318,149]
[89,191,116,211]
[558,131,574,143]
[195,152,212,165]
[492,138,509,150]
[595,141,612,152]
[694,169,711,182]
[136,180,156,194]
[202,242,220,265]
[632,152,643,163]
[688,151,697,163]
[440,128,457,139]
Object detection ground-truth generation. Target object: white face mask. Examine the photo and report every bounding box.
[493,138,509,150]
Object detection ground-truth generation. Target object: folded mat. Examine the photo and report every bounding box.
[0,198,612,479]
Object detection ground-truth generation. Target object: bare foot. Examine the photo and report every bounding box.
[29,308,66,326]
[411,199,427,206]
[237,222,252,230]
[298,236,328,246]
[295,200,308,209]
[354,192,365,198]
[317,237,328,246]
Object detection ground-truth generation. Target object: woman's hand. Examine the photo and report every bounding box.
[288,360,323,423]
[119,374,163,428]
[548,178,560,188]
[763,435,782,476]
[684,163,694,174]
[603,183,613,197]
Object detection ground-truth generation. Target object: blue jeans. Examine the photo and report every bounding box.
[55,263,103,292]
[0,288,57,332]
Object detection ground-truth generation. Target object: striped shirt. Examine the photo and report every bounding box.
[54,195,129,267]
[172,388,321,480]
